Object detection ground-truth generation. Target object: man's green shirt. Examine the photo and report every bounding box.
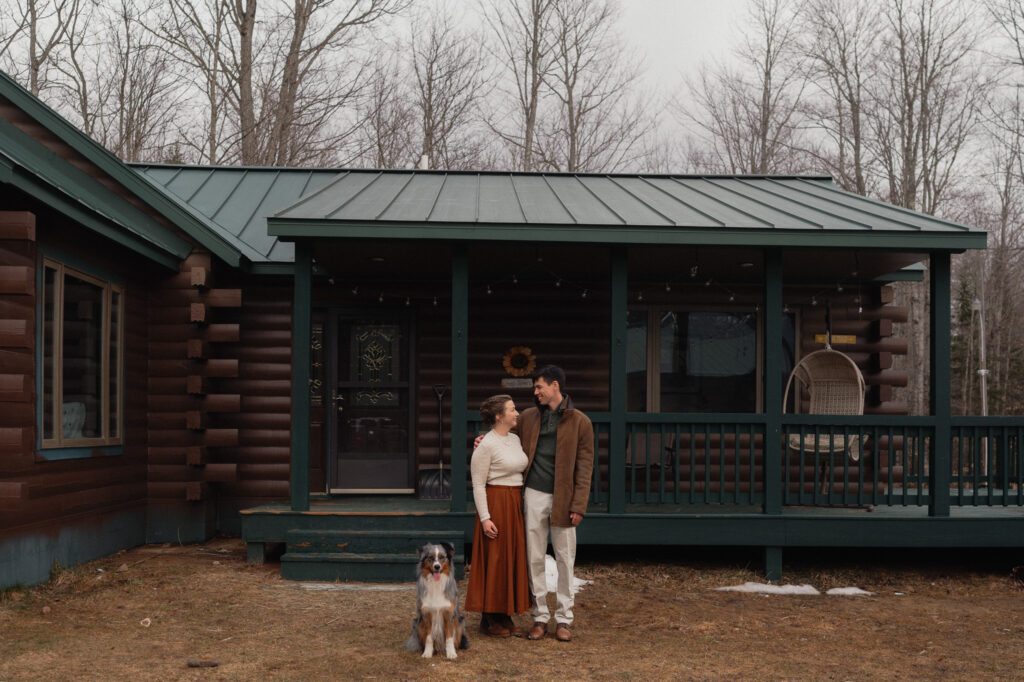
[525,397,566,494]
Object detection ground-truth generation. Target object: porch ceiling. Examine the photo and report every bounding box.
[268,171,987,251]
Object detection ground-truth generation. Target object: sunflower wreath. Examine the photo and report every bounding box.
[502,345,537,377]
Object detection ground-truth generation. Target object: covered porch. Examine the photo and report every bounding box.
[243,171,1024,580]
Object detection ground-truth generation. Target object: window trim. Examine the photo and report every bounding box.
[630,304,801,414]
[39,257,124,450]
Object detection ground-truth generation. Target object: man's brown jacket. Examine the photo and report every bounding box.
[518,395,594,527]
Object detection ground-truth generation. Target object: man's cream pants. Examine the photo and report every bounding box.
[523,486,575,625]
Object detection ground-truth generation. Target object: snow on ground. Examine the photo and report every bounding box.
[712,582,874,596]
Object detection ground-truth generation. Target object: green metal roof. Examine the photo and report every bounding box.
[0,70,245,267]
[267,170,987,250]
[132,164,341,265]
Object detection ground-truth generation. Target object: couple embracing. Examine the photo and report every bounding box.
[463,365,594,643]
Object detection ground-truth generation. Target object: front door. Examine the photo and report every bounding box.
[330,313,415,493]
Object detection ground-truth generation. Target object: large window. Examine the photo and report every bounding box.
[41,259,123,448]
[628,307,796,413]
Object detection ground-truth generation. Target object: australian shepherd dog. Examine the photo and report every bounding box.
[405,542,469,659]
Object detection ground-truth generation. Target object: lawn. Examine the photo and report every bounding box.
[1,539,1023,681]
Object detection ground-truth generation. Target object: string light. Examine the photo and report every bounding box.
[433,296,438,307]
[729,293,736,302]
[637,292,644,302]
[554,278,562,288]
[512,274,518,285]
[378,292,384,303]
[351,286,359,295]
[705,279,712,287]
[581,289,589,299]
[811,296,818,306]
[665,282,672,292]
[405,297,411,307]
[836,282,843,292]
[486,284,493,295]
[327,277,335,286]
[689,265,699,278]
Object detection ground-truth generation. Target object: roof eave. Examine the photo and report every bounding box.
[266,219,988,251]
[0,72,244,267]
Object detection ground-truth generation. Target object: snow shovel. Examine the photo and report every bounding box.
[418,383,451,499]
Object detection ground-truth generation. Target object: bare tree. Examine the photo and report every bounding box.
[353,53,416,168]
[153,0,233,163]
[480,0,556,171]
[3,0,83,96]
[535,0,651,172]
[798,0,880,194]
[681,0,807,174]
[409,5,491,170]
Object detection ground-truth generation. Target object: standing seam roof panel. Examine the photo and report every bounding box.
[239,171,338,257]
[477,175,526,223]
[719,178,876,231]
[681,178,823,229]
[644,178,773,227]
[613,177,721,227]
[429,174,481,223]
[510,175,575,224]
[331,172,410,220]
[577,176,674,226]
[378,174,446,221]
[543,175,624,224]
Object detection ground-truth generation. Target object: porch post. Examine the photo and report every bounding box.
[929,251,952,517]
[290,239,312,512]
[608,247,628,515]
[450,244,468,512]
[762,248,783,517]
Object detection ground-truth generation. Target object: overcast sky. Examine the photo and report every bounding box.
[618,0,748,95]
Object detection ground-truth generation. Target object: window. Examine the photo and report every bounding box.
[41,259,123,448]
[627,307,796,413]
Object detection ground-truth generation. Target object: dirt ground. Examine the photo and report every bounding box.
[2,540,1024,681]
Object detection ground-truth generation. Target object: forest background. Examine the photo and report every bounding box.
[2,0,1021,416]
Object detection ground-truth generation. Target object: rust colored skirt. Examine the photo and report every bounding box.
[463,485,530,615]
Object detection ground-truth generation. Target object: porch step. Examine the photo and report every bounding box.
[281,529,465,582]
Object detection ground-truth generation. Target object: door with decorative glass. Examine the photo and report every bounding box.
[330,314,414,493]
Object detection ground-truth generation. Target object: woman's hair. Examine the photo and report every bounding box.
[479,394,513,427]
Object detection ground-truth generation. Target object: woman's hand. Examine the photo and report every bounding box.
[482,520,498,539]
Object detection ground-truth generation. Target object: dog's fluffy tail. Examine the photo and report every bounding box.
[404,617,422,652]
[458,613,470,649]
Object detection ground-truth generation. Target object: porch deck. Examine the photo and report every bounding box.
[241,494,1024,567]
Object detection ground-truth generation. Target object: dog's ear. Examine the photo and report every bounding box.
[442,542,455,559]
[417,544,428,561]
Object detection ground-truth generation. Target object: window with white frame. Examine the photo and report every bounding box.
[41,259,123,448]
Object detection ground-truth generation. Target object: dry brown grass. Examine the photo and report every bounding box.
[2,539,1024,681]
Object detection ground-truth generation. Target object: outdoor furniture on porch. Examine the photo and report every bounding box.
[783,345,867,493]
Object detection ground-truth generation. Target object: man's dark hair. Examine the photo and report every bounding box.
[532,365,566,389]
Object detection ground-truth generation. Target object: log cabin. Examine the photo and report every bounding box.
[1,69,1018,586]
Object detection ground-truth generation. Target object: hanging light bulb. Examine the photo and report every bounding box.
[689,265,699,278]
[555,278,562,288]
[705,279,712,287]
[811,296,818,306]
[784,303,791,313]
[637,291,644,302]
[836,282,844,293]
[327,277,335,286]
[512,274,518,285]
[729,293,736,302]
[432,296,438,307]
[378,292,384,303]
[405,297,411,307]
[486,284,493,295]
[351,285,359,295]
[581,289,589,299]
[858,305,863,314]
[665,282,672,292]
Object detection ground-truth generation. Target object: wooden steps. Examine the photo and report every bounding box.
[280,529,465,582]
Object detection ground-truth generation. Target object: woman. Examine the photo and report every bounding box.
[463,394,531,637]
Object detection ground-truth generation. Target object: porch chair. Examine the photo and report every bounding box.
[783,343,866,493]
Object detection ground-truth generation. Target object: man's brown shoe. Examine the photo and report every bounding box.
[527,622,547,640]
[555,623,572,642]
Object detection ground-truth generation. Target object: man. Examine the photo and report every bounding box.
[517,365,593,643]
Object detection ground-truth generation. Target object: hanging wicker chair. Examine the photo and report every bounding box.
[783,346,866,462]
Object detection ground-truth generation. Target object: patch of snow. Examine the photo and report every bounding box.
[713,582,821,595]
[545,554,593,595]
[825,587,874,596]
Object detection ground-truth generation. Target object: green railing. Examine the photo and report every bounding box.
[463,414,1024,512]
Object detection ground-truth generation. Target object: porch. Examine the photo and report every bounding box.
[239,170,1024,580]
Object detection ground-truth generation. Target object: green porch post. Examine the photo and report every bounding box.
[763,248,783,516]
[929,251,952,517]
[450,244,468,512]
[763,248,783,580]
[290,240,312,512]
[608,247,628,515]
